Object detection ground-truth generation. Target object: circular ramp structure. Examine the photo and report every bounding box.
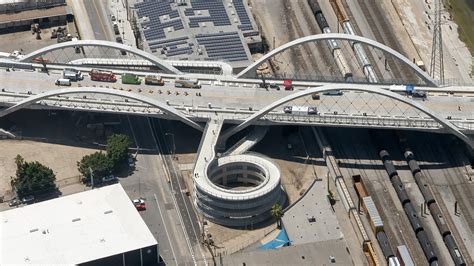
[195,153,285,227]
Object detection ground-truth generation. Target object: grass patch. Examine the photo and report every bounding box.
[444,0,474,56]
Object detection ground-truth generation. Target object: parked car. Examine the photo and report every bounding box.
[128,157,135,168]
[133,198,146,211]
[9,198,21,207]
[102,175,117,183]
[22,195,35,204]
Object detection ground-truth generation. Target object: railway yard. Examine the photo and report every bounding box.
[0,0,473,265]
[246,0,473,265]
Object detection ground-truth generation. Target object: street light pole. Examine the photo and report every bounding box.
[89,167,94,189]
[165,133,176,155]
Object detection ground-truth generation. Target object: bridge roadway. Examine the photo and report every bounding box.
[0,68,473,135]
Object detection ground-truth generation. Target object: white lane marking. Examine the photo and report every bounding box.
[154,193,179,266]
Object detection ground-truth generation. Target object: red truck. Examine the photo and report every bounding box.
[90,69,116,82]
[283,79,293,90]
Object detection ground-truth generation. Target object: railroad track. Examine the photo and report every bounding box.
[296,0,339,77]
[339,0,384,80]
[414,134,472,265]
[328,128,426,265]
[351,0,417,83]
[282,0,342,80]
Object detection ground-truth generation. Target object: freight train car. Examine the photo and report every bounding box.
[378,149,439,265]
[307,0,353,81]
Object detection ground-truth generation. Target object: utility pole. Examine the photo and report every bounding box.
[89,167,94,189]
[430,0,444,85]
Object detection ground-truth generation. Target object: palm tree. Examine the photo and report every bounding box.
[271,204,283,229]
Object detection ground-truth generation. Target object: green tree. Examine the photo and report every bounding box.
[11,155,57,197]
[271,203,284,229]
[77,152,113,183]
[106,133,131,168]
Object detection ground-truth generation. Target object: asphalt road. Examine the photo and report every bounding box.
[121,115,196,265]
[75,3,211,264]
[83,0,114,41]
[149,118,209,266]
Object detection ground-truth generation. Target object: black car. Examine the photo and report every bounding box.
[269,83,280,90]
[22,195,35,204]
[116,36,123,44]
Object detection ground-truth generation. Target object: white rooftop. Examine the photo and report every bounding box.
[0,184,157,265]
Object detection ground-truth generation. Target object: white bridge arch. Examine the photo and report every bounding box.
[221,84,473,149]
[237,33,437,87]
[0,88,203,131]
[19,40,181,74]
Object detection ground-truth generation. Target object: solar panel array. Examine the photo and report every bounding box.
[233,0,253,31]
[186,0,231,28]
[196,32,248,61]
[135,0,183,41]
[148,36,192,56]
[134,0,257,61]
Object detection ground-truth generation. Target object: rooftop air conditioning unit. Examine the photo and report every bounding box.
[231,10,235,15]
[197,10,202,15]
[167,27,173,32]
[201,22,206,27]
[233,18,238,23]
[176,0,187,6]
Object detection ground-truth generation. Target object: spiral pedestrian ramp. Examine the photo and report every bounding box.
[193,120,285,227]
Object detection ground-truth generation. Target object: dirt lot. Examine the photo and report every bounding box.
[0,21,77,55]
[0,140,98,200]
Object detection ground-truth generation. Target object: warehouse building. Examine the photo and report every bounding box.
[134,0,262,72]
[0,184,159,265]
[0,0,71,33]
[0,0,65,13]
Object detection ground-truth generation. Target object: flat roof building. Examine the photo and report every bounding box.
[134,0,262,72]
[0,184,158,265]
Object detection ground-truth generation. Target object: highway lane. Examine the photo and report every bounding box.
[83,0,115,41]
[120,115,196,265]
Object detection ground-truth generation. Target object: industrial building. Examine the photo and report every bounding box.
[0,184,159,265]
[0,0,71,33]
[134,0,262,72]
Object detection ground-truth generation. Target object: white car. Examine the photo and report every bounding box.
[102,175,117,183]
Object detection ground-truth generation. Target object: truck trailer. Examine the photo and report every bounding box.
[175,79,201,89]
[63,68,83,81]
[145,75,165,86]
[90,69,117,82]
[121,73,141,85]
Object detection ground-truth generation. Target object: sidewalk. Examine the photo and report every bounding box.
[109,0,137,48]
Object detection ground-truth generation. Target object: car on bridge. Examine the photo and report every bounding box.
[32,57,50,63]
[323,90,343,96]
